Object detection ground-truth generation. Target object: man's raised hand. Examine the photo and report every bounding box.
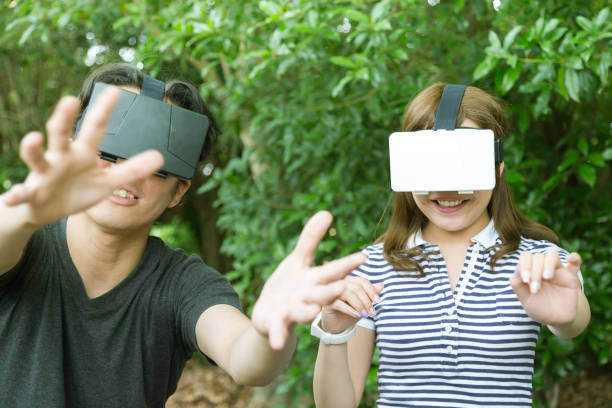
[251,211,366,350]
[1,87,163,227]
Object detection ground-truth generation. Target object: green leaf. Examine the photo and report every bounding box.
[557,65,569,100]
[577,138,589,156]
[602,148,612,160]
[577,163,596,187]
[473,56,498,80]
[564,56,583,70]
[575,16,593,31]
[500,65,521,94]
[503,26,522,49]
[488,31,502,49]
[595,8,610,27]
[587,152,605,167]
[18,24,36,46]
[344,9,369,25]
[330,56,356,68]
[371,1,388,23]
[331,74,353,97]
[259,1,282,16]
[558,149,579,171]
[564,68,581,102]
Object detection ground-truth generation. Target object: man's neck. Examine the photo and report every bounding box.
[66,213,151,299]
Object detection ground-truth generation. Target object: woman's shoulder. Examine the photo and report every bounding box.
[518,236,570,257]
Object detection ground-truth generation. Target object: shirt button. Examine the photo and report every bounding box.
[446,345,453,353]
[445,325,452,333]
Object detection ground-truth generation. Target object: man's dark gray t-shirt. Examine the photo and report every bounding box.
[0,219,241,407]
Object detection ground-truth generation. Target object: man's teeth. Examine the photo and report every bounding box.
[113,189,135,199]
[437,199,463,207]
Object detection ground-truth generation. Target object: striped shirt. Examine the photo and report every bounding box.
[352,220,577,407]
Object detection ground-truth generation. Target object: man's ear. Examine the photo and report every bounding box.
[168,179,191,209]
[498,161,505,177]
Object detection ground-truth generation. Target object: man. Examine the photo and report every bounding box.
[0,64,364,407]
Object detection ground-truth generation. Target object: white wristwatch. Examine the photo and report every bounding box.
[310,312,357,345]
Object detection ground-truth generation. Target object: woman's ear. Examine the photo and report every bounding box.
[168,179,191,209]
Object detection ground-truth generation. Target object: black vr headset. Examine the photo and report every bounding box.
[74,74,210,180]
[388,84,503,194]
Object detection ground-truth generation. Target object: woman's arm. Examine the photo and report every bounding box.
[313,327,376,408]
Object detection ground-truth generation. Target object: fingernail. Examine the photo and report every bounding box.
[353,311,361,318]
[374,296,382,303]
[521,270,530,284]
[514,265,520,276]
[569,253,579,262]
[530,281,540,294]
[543,269,553,279]
[361,310,368,318]
[369,308,376,315]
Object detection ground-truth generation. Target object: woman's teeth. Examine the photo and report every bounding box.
[113,189,135,199]
[436,199,463,207]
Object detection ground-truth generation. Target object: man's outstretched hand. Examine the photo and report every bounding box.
[1,87,163,227]
[251,211,366,350]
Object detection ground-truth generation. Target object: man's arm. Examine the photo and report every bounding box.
[194,211,366,386]
[195,305,296,386]
[0,88,163,275]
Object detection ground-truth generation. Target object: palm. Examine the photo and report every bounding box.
[520,273,579,325]
[251,212,365,350]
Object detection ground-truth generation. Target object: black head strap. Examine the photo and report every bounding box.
[434,84,504,163]
[433,84,466,130]
[140,74,165,100]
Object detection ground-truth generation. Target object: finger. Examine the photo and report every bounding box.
[350,282,377,316]
[302,280,345,306]
[330,299,362,319]
[76,86,121,151]
[529,253,545,294]
[1,183,30,206]
[340,287,371,318]
[509,265,531,303]
[313,252,366,284]
[290,303,321,324]
[355,277,383,303]
[292,211,333,265]
[518,252,532,284]
[543,250,560,280]
[46,96,81,152]
[268,319,288,351]
[19,132,50,173]
[104,150,164,186]
[565,252,581,274]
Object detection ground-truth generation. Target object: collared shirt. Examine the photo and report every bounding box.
[352,220,577,408]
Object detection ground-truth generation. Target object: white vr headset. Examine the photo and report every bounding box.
[389,84,503,194]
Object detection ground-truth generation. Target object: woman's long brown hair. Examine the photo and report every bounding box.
[378,83,558,274]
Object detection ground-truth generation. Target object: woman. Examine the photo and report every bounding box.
[312,83,590,407]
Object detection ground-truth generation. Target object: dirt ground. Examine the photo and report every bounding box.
[167,359,612,408]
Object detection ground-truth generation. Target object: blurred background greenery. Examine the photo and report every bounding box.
[1,0,610,407]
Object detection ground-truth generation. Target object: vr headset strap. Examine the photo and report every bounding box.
[140,74,165,100]
[433,84,466,130]
[434,84,504,163]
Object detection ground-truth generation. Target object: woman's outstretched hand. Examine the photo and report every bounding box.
[509,251,585,330]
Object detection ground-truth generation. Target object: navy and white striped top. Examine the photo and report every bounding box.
[352,220,577,407]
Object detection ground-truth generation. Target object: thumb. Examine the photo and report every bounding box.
[268,318,289,351]
[565,252,581,274]
[509,266,530,302]
[292,211,333,265]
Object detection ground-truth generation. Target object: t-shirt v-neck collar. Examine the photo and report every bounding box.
[57,218,157,309]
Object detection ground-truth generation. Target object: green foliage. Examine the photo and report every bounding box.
[2,1,610,406]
